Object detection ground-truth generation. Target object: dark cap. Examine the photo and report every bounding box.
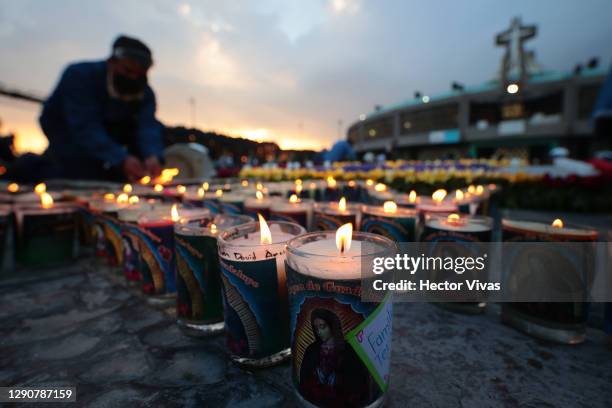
[111,35,153,68]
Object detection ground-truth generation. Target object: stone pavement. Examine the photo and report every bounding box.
[1,259,611,408]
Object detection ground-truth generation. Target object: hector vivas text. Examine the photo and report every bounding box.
[370,253,500,293]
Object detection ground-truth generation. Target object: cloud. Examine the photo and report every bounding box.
[1,0,611,154]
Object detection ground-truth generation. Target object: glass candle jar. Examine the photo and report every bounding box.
[217,220,306,367]
[501,218,598,344]
[313,201,361,231]
[14,203,78,268]
[361,203,418,242]
[421,213,493,314]
[174,214,252,336]
[286,231,396,408]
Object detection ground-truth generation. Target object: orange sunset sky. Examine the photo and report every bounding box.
[1,0,611,155]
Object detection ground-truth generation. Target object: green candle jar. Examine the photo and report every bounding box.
[174,214,252,336]
[14,203,78,268]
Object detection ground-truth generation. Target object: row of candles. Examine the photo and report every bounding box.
[0,177,606,407]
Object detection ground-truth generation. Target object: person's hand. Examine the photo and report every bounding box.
[144,156,161,178]
[122,155,146,182]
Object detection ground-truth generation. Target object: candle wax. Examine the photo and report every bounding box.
[288,239,366,280]
[427,217,491,233]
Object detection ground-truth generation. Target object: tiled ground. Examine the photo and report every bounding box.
[1,258,611,407]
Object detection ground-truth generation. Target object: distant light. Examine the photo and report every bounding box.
[359,114,366,121]
[368,129,377,137]
[403,121,412,129]
[507,83,519,94]
[422,95,430,103]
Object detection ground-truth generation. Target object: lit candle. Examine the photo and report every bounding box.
[368,187,395,206]
[340,179,361,202]
[285,225,396,407]
[9,185,62,205]
[14,192,78,267]
[270,194,314,230]
[394,189,420,209]
[218,192,248,215]
[323,176,341,202]
[217,216,306,367]
[416,189,457,213]
[117,204,166,283]
[88,195,133,265]
[361,200,418,242]
[174,214,253,336]
[244,191,274,219]
[181,186,205,208]
[421,213,493,313]
[422,213,493,242]
[415,189,458,233]
[8,182,19,193]
[471,184,491,215]
[308,180,320,201]
[136,204,208,306]
[313,197,361,231]
[501,218,598,344]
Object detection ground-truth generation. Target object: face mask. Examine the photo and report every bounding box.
[108,71,147,100]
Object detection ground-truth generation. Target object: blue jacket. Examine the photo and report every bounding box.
[324,141,356,163]
[40,60,164,168]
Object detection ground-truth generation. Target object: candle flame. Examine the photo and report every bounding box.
[203,182,210,191]
[455,189,464,201]
[117,193,129,204]
[154,184,164,192]
[475,185,484,195]
[326,176,337,188]
[383,201,397,214]
[35,183,46,195]
[295,179,302,185]
[241,180,249,187]
[156,168,179,184]
[256,191,264,200]
[289,194,299,203]
[104,193,115,201]
[256,182,263,191]
[408,190,417,203]
[258,213,272,245]
[467,185,475,194]
[140,176,151,185]
[8,183,19,193]
[171,204,180,222]
[374,183,387,192]
[210,223,218,234]
[366,179,374,186]
[338,197,347,212]
[336,223,353,254]
[432,189,447,203]
[296,184,303,194]
[123,184,133,193]
[552,218,564,228]
[177,185,186,194]
[40,192,54,209]
[128,195,139,204]
[447,213,461,223]
[215,189,223,197]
